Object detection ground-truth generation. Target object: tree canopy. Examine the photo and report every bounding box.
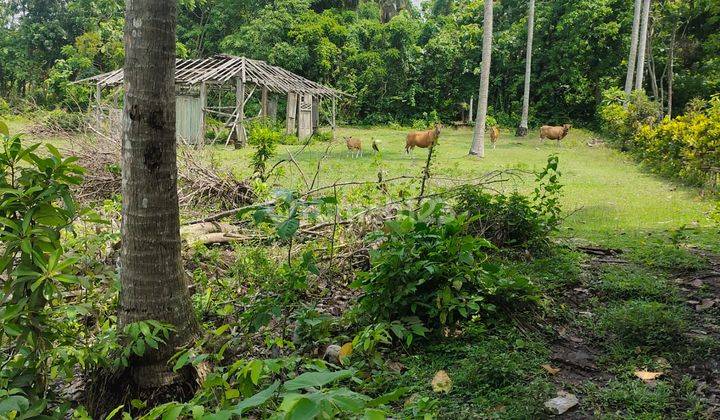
[0,0,718,125]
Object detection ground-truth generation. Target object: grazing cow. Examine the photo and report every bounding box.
[540,124,571,144]
[344,136,363,158]
[489,126,500,149]
[372,138,380,153]
[406,124,442,154]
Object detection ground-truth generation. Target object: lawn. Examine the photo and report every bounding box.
[205,126,717,248]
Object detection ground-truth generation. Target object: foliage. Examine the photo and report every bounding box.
[593,265,674,302]
[455,155,563,252]
[600,91,720,191]
[247,123,281,181]
[117,354,406,419]
[36,109,87,133]
[352,201,539,329]
[3,0,719,124]
[597,300,688,351]
[0,126,84,396]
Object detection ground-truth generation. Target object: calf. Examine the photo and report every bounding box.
[344,136,363,158]
[540,124,571,144]
[406,124,442,153]
[489,126,500,149]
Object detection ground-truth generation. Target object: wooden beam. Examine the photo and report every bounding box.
[332,96,337,140]
[235,76,246,148]
[261,85,269,118]
[95,83,102,126]
[199,82,207,147]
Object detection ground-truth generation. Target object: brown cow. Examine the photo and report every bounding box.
[344,136,363,158]
[540,124,571,144]
[406,124,442,154]
[489,126,500,149]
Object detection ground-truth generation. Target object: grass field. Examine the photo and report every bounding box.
[206,126,717,249]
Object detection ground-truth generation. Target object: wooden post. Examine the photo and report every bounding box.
[469,96,474,123]
[332,96,337,140]
[235,76,246,148]
[261,85,269,119]
[199,82,207,147]
[95,83,102,126]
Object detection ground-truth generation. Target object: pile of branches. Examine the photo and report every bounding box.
[69,118,254,209]
[177,147,254,210]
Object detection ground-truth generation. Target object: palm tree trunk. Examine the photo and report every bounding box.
[647,20,659,101]
[624,0,642,97]
[120,0,197,387]
[516,0,535,137]
[470,0,493,157]
[634,0,651,91]
[667,23,676,118]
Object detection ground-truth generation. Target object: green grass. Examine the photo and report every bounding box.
[204,126,716,248]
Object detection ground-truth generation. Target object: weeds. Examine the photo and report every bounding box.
[597,300,688,351]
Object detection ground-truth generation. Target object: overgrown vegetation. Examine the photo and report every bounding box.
[599,90,720,192]
[455,155,562,252]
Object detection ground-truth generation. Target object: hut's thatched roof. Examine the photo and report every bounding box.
[75,54,347,99]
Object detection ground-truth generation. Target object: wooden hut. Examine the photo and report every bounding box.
[77,54,348,146]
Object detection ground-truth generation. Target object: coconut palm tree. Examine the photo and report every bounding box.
[634,0,652,91]
[516,0,535,137]
[120,0,197,386]
[470,0,493,157]
[624,0,643,96]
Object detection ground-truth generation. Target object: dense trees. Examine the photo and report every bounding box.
[0,0,718,126]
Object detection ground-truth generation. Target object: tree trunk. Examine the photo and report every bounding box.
[516,0,535,137]
[634,0,651,91]
[120,0,197,387]
[624,0,642,97]
[647,21,659,101]
[470,0,493,157]
[667,23,676,119]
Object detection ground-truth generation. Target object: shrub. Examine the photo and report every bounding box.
[38,108,86,133]
[351,201,538,329]
[455,155,563,252]
[312,130,333,142]
[0,125,84,397]
[598,89,720,191]
[597,300,687,350]
[248,125,281,181]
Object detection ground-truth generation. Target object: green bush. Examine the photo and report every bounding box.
[0,125,84,398]
[597,300,687,350]
[248,125,281,181]
[599,89,720,190]
[351,201,538,329]
[39,108,86,133]
[455,155,563,252]
[312,130,333,142]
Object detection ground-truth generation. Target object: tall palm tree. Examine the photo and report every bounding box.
[120,0,197,386]
[516,0,535,137]
[470,0,493,157]
[624,0,643,96]
[634,0,652,91]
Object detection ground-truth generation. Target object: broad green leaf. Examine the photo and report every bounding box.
[231,380,279,415]
[105,405,125,420]
[0,395,29,415]
[283,369,353,391]
[0,120,9,137]
[286,397,320,420]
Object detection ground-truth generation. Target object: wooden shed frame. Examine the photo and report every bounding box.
[76,54,349,146]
